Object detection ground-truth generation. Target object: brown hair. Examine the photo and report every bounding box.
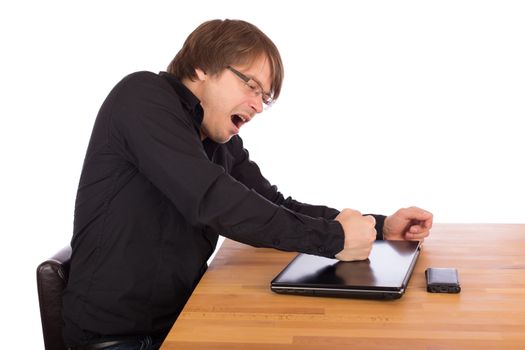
[167,19,284,100]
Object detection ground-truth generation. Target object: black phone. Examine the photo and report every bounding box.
[425,268,461,293]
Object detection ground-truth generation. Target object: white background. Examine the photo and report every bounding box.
[1,1,524,348]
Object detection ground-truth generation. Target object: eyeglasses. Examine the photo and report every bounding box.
[226,66,274,107]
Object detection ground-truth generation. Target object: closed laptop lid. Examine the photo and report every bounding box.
[271,240,421,295]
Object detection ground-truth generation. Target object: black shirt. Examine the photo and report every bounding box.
[62,71,385,346]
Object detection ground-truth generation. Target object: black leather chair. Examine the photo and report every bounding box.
[37,246,72,350]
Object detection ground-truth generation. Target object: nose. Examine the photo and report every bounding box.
[250,94,264,114]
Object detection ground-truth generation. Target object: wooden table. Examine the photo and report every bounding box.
[161,224,525,349]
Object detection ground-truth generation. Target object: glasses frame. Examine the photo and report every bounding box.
[226,66,274,106]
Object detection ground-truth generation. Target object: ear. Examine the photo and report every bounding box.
[195,68,207,81]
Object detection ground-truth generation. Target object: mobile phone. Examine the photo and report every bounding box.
[425,267,461,293]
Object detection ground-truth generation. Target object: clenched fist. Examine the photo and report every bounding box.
[334,209,377,261]
[384,206,433,241]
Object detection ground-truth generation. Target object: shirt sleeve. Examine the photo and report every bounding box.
[107,73,345,258]
[227,138,339,218]
[228,136,386,240]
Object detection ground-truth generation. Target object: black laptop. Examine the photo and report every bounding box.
[271,240,421,300]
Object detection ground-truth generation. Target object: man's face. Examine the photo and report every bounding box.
[197,55,272,143]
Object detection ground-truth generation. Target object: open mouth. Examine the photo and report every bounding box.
[231,114,246,129]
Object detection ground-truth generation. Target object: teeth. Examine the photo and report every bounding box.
[239,115,246,122]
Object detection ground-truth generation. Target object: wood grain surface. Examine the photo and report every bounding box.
[161,224,525,349]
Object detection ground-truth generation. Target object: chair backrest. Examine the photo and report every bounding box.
[37,246,72,350]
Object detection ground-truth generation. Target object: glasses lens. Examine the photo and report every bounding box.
[228,66,274,107]
[262,93,274,106]
[249,80,274,106]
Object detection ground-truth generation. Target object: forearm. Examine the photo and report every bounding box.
[274,195,386,242]
[274,195,340,219]
[276,194,386,240]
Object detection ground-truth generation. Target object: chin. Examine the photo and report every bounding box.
[201,129,232,144]
[210,134,233,144]
[219,135,234,144]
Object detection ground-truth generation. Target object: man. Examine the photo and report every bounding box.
[63,19,432,349]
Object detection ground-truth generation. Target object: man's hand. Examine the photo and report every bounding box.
[383,206,433,241]
[334,209,377,261]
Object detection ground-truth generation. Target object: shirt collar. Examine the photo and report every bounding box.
[159,71,220,158]
[159,71,203,128]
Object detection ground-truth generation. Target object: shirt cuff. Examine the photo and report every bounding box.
[366,214,386,240]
